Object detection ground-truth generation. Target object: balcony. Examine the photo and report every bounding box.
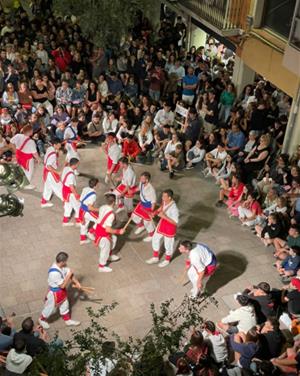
[172,0,251,36]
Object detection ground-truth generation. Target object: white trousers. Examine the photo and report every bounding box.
[80,212,98,236]
[187,267,210,298]
[33,100,53,116]
[182,94,194,105]
[152,231,175,256]
[238,207,257,226]
[131,213,155,233]
[41,291,69,319]
[64,193,80,218]
[22,158,35,183]
[98,235,117,266]
[42,173,63,201]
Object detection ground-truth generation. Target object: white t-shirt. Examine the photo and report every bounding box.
[189,243,214,273]
[221,305,256,333]
[80,187,97,206]
[154,109,175,128]
[96,204,115,227]
[108,143,121,164]
[11,134,37,154]
[139,182,156,204]
[164,140,181,156]
[122,165,136,187]
[103,117,118,134]
[64,125,78,141]
[163,201,179,224]
[61,166,76,187]
[210,147,227,161]
[44,146,58,169]
[48,262,70,288]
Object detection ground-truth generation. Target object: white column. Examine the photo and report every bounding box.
[283,85,300,155]
[232,55,256,96]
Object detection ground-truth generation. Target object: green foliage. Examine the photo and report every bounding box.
[31,295,218,376]
[52,0,159,47]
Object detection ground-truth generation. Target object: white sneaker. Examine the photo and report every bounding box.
[115,206,125,214]
[146,257,159,265]
[65,319,81,327]
[62,222,74,227]
[80,239,91,245]
[87,232,95,241]
[41,202,54,208]
[143,236,153,242]
[158,260,170,268]
[109,255,120,262]
[24,184,35,190]
[98,266,113,273]
[134,226,145,235]
[38,318,50,330]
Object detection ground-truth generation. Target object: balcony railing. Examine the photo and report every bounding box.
[177,0,251,34]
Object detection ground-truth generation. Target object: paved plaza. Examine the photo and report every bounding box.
[0,146,282,341]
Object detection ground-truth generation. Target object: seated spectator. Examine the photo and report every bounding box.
[186,139,206,169]
[204,142,227,177]
[55,122,66,142]
[205,132,218,152]
[116,116,134,144]
[163,132,181,159]
[257,317,285,360]
[85,80,100,109]
[238,190,262,227]
[55,80,73,115]
[217,174,244,213]
[229,327,260,370]
[4,334,32,375]
[137,116,154,164]
[243,282,276,324]
[181,108,202,147]
[50,105,70,137]
[153,124,171,158]
[213,154,237,184]
[0,315,15,351]
[71,80,86,116]
[87,112,104,144]
[235,130,257,163]
[167,143,185,179]
[255,213,287,247]
[31,77,53,116]
[271,339,300,375]
[124,75,138,102]
[153,100,174,130]
[274,225,300,259]
[17,317,47,357]
[17,82,32,110]
[174,357,193,376]
[102,111,118,135]
[0,108,12,128]
[282,277,300,317]
[218,294,256,334]
[275,246,300,282]
[98,74,108,102]
[107,72,123,97]
[201,321,228,364]
[2,83,19,111]
[225,124,245,157]
[122,134,140,161]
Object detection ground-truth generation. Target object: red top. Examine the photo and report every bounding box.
[228,182,244,201]
[122,139,140,158]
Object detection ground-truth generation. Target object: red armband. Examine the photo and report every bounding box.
[185,260,191,268]
[115,229,122,235]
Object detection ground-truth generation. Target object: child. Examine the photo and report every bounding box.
[275,246,300,283]
[167,143,185,179]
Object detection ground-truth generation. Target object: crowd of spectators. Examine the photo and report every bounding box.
[0,4,300,376]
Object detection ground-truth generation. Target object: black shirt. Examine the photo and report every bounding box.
[185,117,202,145]
[258,330,285,359]
[287,290,300,315]
[204,100,218,125]
[17,330,47,357]
[247,294,276,324]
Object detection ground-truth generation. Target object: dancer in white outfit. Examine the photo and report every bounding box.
[179,240,217,298]
[39,251,81,330]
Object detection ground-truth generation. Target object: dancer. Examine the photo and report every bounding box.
[64,117,80,175]
[61,157,81,226]
[179,240,217,298]
[94,193,125,272]
[41,138,63,207]
[113,157,137,215]
[131,172,156,240]
[39,251,81,329]
[79,178,99,245]
[104,132,121,185]
[146,189,179,267]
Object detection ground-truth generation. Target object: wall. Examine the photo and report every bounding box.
[189,22,207,49]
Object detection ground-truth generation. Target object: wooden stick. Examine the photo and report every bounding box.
[80,286,95,292]
[122,216,133,232]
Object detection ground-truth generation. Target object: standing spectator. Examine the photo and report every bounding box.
[182,66,197,105]
[182,108,202,146]
[51,45,72,73]
[203,90,219,134]
[219,83,236,123]
[148,63,165,102]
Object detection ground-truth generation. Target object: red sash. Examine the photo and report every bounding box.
[78,208,98,223]
[157,218,177,237]
[62,171,74,202]
[107,156,120,174]
[50,289,67,306]
[116,183,138,198]
[133,202,152,221]
[94,210,114,245]
[16,137,33,171]
[43,151,60,183]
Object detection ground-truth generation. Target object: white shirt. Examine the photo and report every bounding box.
[164,140,181,156]
[103,117,118,134]
[138,130,153,147]
[80,187,97,206]
[44,146,58,169]
[154,109,175,128]
[202,330,228,362]
[169,65,185,80]
[61,166,76,187]
[187,145,205,163]
[108,143,121,164]
[36,49,49,65]
[221,305,256,333]
[64,125,78,141]
[210,147,227,161]
[162,201,179,224]
[48,262,70,288]
[189,243,214,273]
[96,204,115,227]
[98,81,108,97]
[139,182,156,204]
[122,165,136,187]
[11,134,37,154]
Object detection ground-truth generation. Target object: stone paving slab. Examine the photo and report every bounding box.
[0,145,282,339]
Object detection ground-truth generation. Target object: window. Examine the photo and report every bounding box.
[290,1,300,49]
[263,0,296,38]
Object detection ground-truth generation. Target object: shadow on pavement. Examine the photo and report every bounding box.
[206,250,248,295]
